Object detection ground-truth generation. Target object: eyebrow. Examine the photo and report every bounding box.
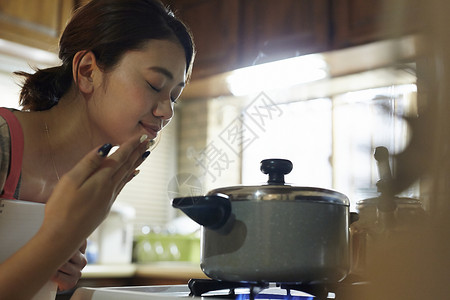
[148,66,185,87]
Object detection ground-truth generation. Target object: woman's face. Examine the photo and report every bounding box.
[88,39,186,145]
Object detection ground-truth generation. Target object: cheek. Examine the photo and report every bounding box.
[114,82,150,111]
[94,87,147,128]
[108,71,148,106]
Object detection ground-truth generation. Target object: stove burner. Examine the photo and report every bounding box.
[188,279,268,299]
[278,283,328,300]
[188,279,332,300]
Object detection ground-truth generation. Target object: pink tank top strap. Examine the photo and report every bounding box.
[0,108,24,199]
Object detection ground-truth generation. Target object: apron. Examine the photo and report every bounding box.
[0,108,24,199]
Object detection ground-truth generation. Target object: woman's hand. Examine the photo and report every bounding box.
[52,240,87,291]
[43,133,151,244]
[48,135,149,290]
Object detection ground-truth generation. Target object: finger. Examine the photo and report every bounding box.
[52,269,80,291]
[104,137,151,184]
[112,153,150,197]
[122,150,150,182]
[68,250,87,268]
[69,135,149,213]
[57,261,79,276]
[116,168,141,196]
[97,134,147,174]
[66,133,146,188]
[52,266,81,291]
[58,254,87,278]
[79,239,87,254]
[118,149,150,184]
[63,143,114,187]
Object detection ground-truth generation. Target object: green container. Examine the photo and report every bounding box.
[134,233,200,263]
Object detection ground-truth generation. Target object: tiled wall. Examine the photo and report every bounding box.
[176,96,244,196]
[176,98,209,194]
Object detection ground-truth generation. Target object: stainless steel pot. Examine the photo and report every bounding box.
[172,159,354,284]
[349,147,426,276]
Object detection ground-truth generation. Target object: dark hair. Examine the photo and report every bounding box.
[16,0,195,111]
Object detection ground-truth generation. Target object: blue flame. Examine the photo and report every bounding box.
[235,294,314,300]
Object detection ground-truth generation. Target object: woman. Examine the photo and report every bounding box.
[0,0,195,298]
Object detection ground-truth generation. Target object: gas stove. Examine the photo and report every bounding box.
[187,279,332,300]
[71,283,321,300]
[71,277,366,300]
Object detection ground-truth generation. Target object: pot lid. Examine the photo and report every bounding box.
[206,159,349,206]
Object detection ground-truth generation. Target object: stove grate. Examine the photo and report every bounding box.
[187,279,332,300]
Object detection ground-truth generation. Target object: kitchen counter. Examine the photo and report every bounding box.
[81,264,137,278]
[135,261,207,280]
[79,262,207,288]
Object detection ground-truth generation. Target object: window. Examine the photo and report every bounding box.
[241,98,333,188]
[332,85,418,209]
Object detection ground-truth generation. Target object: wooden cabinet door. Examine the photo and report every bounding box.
[166,0,240,80]
[239,0,330,67]
[332,0,419,49]
[0,0,75,52]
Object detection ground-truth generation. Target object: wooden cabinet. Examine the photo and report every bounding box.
[0,0,76,52]
[165,0,240,80]
[239,0,330,67]
[0,0,419,79]
[331,0,419,49]
[167,0,330,80]
[167,0,420,80]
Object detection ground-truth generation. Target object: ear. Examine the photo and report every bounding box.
[72,51,98,94]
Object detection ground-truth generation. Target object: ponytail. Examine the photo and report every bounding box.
[15,63,73,111]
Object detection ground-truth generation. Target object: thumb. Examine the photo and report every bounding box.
[63,143,113,188]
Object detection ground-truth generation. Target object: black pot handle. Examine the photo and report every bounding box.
[172,195,231,230]
[260,159,293,185]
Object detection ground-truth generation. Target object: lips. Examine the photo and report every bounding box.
[140,122,161,138]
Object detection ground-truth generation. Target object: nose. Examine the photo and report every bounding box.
[153,98,174,122]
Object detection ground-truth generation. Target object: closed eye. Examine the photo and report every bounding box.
[147,82,161,93]
[148,81,182,104]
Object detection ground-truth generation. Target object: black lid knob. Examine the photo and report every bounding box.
[260,159,293,185]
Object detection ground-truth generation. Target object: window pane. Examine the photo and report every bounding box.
[242,98,333,188]
[333,85,417,210]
